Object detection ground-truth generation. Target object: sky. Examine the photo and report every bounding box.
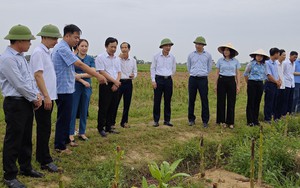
[0,0,299,63]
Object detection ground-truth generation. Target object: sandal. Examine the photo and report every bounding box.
[69,140,79,147]
[78,135,89,141]
[229,125,234,129]
[222,123,227,128]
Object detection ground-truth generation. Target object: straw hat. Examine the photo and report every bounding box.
[249,49,269,60]
[217,43,239,57]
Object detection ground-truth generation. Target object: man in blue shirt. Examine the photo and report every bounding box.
[52,24,107,153]
[0,24,44,188]
[187,36,213,128]
[293,58,300,113]
[264,48,281,123]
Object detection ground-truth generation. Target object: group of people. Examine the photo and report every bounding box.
[0,23,300,188]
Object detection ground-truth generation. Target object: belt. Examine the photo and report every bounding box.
[191,76,207,79]
[120,79,132,83]
[155,75,171,79]
[5,96,27,101]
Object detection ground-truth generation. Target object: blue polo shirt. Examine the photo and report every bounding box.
[243,60,266,81]
[265,59,279,81]
[216,57,241,76]
[294,59,300,83]
[187,50,213,77]
[52,40,79,94]
[75,54,95,84]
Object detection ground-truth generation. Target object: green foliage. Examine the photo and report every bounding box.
[142,159,190,188]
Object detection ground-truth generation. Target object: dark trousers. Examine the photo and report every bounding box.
[188,76,209,124]
[55,94,73,150]
[153,76,173,122]
[35,101,53,165]
[216,75,236,125]
[246,80,264,125]
[98,83,118,132]
[283,87,295,115]
[274,89,285,120]
[264,82,278,121]
[3,97,33,180]
[115,79,133,125]
[293,83,300,113]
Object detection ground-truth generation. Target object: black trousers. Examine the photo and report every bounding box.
[274,89,285,120]
[153,76,173,123]
[246,80,264,125]
[35,101,53,165]
[115,79,133,125]
[188,76,209,123]
[3,97,34,180]
[98,83,118,132]
[55,94,73,150]
[283,87,295,115]
[264,82,278,121]
[216,75,236,125]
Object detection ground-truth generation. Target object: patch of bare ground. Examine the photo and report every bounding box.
[189,168,272,188]
[32,175,71,188]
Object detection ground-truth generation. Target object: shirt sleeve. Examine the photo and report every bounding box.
[207,54,213,72]
[2,57,37,101]
[172,56,177,75]
[187,55,191,73]
[216,59,221,69]
[150,55,157,82]
[133,59,138,78]
[58,46,78,66]
[265,62,271,76]
[95,55,104,71]
[90,56,95,68]
[236,59,241,69]
[243,62,252,76]
[30,51,44,73]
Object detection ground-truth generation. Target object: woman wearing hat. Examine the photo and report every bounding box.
[215,43,241,129]
[244,49,269,126]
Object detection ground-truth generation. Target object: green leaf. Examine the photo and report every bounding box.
[170,173,190,181]
[142,177,149,188]
[169,159,183,173]
[149,162,162,181]
[161,161,170,177]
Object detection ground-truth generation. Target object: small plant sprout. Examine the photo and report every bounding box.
[59,171,64,188]
[142,159,190,188]
[112,146,124,188]
[215,143,222,169]
[250,138,255,188]
[257,125,263,186]
[199,135,205,178]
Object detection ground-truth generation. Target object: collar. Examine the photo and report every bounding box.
[7,46,23,56]
[39,43,50,54]
[105,52,116,59]
[160,51,170,57]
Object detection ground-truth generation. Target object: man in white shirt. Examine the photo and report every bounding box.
[114,42,137,128]
[150,38,176,127]
[274,49,286,120]
[95,37,121,137]
[282,51,298,115]
[30,24,61,172]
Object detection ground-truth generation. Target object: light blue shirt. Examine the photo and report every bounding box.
[75,54,95,84]
[187,50,213,77]
[294,60,300,83]
[52,40,79,94]
[265,59,279,81]
[216,58,240,76]
[244,60,266,81]
[0,46,39,101]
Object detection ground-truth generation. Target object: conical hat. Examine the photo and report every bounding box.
[217,43,238,57]
[249,49,269,60]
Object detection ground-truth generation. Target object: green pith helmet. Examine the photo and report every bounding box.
[37,24,62,38]
[159,38,174,48]
[4,24,36,40]
[193,36,206,45]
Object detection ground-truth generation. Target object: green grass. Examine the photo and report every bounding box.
[0,65,298,187]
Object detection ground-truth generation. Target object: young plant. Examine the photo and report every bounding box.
[250,138,255,188]
[142,159,190,188]
[215,143,222,169]
[257,125,263,186]
[112,146,124,188]
[199,135,205,177]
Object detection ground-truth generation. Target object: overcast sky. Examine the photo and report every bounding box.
[0,0,299,63]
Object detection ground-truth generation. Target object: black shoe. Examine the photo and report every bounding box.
[41,162,59,173]
[153,122,159,127]
[163,121,173,127]
[188,121,195,126]
[247,123,255,127]
[203,123,208,128]
[107,130,120,134]
[3,178,26,188]
[99,130,107,137]
[20,169,44,178]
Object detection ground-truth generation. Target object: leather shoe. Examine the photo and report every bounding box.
[41,162,59,173]
[3,178,26,188]
[188,121,195,126]
[163,121,173,127]
[99,130,107,137]
[20,169,44,178]
[107,130,120,134]
[153,122,159,127]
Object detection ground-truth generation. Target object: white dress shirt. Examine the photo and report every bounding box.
[283,59,295,88]
[30,43,57,100]
[119,56,137,79]
[150,51,176,82]
[95,52,121,80]
[276,60,285,89]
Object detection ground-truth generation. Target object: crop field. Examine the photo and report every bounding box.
[0,64,299,188]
